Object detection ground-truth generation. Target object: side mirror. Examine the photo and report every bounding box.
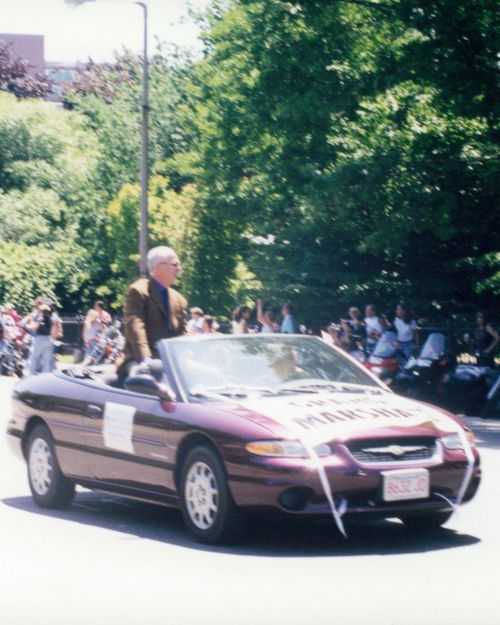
[124,374,175,401]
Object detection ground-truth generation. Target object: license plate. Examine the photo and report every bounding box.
[382,469,430,502]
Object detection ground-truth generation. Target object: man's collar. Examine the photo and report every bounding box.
[152,278,167,292]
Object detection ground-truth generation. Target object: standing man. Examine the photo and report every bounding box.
[24,297,63,375]
[117,246,187,374]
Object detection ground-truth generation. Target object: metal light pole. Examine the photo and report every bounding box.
[66,0,149,276]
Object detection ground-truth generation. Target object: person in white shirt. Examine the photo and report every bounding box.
[0,308,17,340]
[187,307,204,334]
[256,299,278,333]
[394,304,418,360]
[364,304,382,352]
[231,306,250,334]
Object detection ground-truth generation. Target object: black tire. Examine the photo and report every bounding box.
[401,510,453,531]
[180,445,245,544]
[27,425,75,509]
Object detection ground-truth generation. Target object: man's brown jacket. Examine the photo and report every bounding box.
[118,277,187,367]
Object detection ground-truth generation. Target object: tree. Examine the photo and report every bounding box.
[0,92,106,311]
[184,0,499,321]
[64,47,198,198]
[104,177,199,308]
[64,47,203,307]
[0,40,51,99]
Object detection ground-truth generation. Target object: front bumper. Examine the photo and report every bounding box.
[227,447,481,518]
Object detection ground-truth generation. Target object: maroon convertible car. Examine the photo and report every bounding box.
[6,334,481,543]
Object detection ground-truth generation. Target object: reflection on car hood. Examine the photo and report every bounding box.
[233,391,464,445]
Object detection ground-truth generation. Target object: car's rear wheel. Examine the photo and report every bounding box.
[401,510,453,531]
[27,425,75,508]
[180,445,244,544]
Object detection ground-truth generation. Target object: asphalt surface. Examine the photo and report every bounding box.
[1,375,499,625]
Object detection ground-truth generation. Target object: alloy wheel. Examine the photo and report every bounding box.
[29,437,53,496]
[185,461,219,530]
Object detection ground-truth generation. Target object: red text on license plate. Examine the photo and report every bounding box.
[382,468,430,502]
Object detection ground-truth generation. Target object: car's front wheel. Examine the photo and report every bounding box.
[27,425,75,508]
[180,445,244,544]
[401,510,453,531]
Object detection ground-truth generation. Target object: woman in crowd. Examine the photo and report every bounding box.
[472,311,499,367]
[202,315,220,333]
[394,303,418,360]
[347,306,366,340]
[231,305,250,334]
[82,308,102,358]
[364,304,383,353]
[256,299,279,333]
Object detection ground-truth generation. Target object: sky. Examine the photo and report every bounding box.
[1,0,211,63]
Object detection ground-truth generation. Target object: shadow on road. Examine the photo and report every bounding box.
[2,492,480,558]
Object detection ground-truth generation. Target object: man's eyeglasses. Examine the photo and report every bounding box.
[159,261,181,268]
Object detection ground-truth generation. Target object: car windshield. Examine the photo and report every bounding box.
[163,335,381,397]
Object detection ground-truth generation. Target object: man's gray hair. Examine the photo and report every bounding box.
[147,246,177,274]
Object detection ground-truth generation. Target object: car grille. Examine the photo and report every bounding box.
[347,437,439,464]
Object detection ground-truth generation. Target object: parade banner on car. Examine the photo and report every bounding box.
[242,391,465,444]
[103,402,136,453]
[240,390,475,537]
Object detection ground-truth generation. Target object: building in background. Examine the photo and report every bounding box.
[45,61,78,101]
[0,33,77,102]
[0,33,44,75]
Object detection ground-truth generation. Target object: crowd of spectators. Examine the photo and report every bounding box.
[1,289,498,376]
[186,299,498,368]
[324,303,418,358]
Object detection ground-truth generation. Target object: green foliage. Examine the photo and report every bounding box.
[2,2,497,325]
[0,239,88,312]
[105,177,200,308]
[184,0,499,321]
[65,48,199,197]
[0,92,106,312]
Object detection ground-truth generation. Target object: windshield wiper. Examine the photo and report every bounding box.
[190,384,277,399]
[278,380,384,394]
[190,380,382,399]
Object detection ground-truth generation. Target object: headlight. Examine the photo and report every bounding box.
[442,434,463,450]
[245,440,330,458]
[442,431,475,450]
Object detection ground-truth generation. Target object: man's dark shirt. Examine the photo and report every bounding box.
[152,279,173,332]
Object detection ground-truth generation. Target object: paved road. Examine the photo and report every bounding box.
[1,375,499,625]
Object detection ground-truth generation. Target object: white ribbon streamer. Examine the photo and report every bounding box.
[451,428,475,512]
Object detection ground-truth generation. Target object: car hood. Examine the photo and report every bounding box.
[231,390,465,446]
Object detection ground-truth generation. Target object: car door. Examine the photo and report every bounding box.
[81,384,179,501]
[26,375,100,481]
